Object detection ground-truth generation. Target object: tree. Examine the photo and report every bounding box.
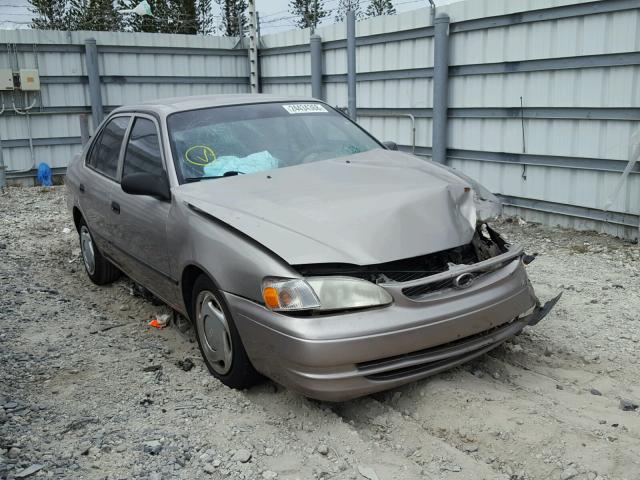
[196,0,215,35]
[67,0,122,31]
[366,0,395,17]
[289,0,327,31]
[119,0,180,34]
[29,0,68,30]
[216,0,247,36]
[175,0,198,34]
[334,0,363,23]
[27,0,217,34]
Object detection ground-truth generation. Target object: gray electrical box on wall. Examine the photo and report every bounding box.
[0,69,13,90]
[19,69,41,91]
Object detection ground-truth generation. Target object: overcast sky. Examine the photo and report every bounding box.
[0,0,444,32]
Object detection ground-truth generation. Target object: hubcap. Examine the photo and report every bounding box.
[195,291,233,375]
[80,226,96,275]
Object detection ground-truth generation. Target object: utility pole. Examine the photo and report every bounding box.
[248,0,260,93]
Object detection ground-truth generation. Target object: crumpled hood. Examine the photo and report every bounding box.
[179,149,482,266]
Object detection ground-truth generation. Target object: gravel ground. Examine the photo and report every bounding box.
[1,186,639,480]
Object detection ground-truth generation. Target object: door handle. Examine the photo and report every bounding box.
[111,201,120,214]
[79,183,85,193]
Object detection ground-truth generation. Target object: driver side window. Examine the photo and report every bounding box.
[87,116,129,180]
[122,118,164,178]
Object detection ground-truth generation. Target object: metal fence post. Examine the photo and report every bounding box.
[0,141,5,190]
[432,12,450,164]
[310,34,323,100]
[0,93,7,188]
[79,114,91,146]
[84,38,104,131]
[248,0,260,93]
[346,10,357,120]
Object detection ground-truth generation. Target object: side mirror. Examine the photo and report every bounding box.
[382,141,398,151]
[121,173,171,201]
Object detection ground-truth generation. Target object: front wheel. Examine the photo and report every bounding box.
[78,219,120,285]
[191,275,261,389]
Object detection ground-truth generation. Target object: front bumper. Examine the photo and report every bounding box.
[226,253,559,402]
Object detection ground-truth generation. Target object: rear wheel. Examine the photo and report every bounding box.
[78,219,120,285]
[191,275,261,389]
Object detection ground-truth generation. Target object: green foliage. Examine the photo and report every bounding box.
[196,0,215,35]
[67,0,122,31]
[215,0,246,36]
[289,0,327,31]
[118,0,188,34]
[177,0,198,34]
[365,0,395,17]
[29,0,215,34]
[334,0,363,23]
[28,0,68,30]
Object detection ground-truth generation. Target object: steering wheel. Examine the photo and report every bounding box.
[296,144,328,164]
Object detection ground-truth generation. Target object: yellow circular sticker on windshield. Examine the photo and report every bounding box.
[185,145,217,166]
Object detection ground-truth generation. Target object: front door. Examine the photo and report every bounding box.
[79,115,130,256]
[108,115,177,304]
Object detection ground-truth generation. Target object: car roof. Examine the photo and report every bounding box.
[111,94,320,116]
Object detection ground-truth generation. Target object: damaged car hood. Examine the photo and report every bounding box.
[179,149,495,265]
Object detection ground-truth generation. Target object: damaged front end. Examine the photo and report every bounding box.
[231,176,561,400]
[294,223,516,290]
[294,222,561,328]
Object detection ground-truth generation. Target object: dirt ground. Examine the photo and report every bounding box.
[1,186,639,480]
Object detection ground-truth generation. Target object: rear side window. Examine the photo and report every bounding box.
[122,118,164,177]
[87,116,129,179]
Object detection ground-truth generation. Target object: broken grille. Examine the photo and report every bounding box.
[293,226,511,299]
[402,277,460,298]
[400,257,514,300]
[294,242,480,284]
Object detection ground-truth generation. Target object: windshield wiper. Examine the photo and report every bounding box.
[184,176,216,183]
[184,171,245,182]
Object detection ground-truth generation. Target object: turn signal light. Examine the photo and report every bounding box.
[263,287,280,309]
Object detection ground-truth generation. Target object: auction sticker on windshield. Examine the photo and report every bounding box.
[282,104,328,114]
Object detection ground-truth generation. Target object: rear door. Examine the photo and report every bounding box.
[109,114,177,303]
[79,115,131,255]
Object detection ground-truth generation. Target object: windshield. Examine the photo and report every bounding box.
[167,102,381,182]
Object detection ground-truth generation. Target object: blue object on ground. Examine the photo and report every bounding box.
[36,163,53,186]
[203,151,278,177]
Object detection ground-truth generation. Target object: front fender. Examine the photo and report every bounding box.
[169,197,299,304]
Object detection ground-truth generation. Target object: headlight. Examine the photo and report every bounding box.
[262,276,392,312]
[262,277,321,311]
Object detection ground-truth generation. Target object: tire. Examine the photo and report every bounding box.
[78,218,120,285]
[191,274,261,390]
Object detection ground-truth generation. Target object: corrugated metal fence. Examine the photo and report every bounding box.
[260,0,640,240]
[0,29,249,176]
[1,0,639,239]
